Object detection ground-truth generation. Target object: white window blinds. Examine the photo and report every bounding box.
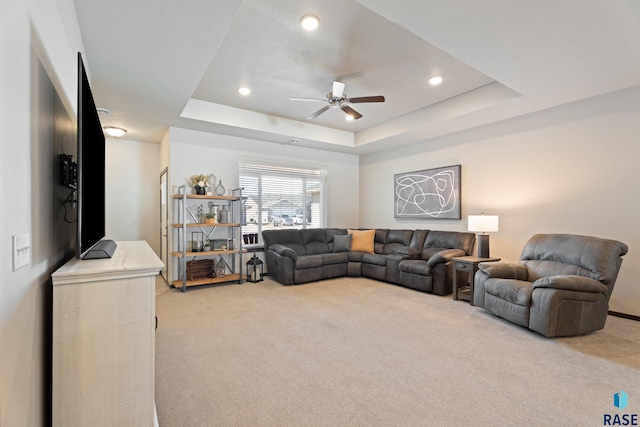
[239,158,327,244]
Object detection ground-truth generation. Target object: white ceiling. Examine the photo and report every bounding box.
[74,0,640,154]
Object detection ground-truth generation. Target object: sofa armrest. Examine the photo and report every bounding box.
[533,275,608,294]
[268,243,298,261]
[395,246,421,258]
[426,249,466,267]
[477,262,528,280]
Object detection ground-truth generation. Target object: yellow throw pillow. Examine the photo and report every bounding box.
[348,229,375,254]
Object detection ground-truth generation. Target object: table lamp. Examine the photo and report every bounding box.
[468,214,499,258]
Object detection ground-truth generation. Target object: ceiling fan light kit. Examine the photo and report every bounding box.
[291,81,385,121]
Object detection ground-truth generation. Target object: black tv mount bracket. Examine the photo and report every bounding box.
[59,153,77,189]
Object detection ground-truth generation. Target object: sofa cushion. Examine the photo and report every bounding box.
[520,233,628,284]
[399,259,431,275]
[362,253,386,266]
[484,279,533,307]
[262,229,307,255]
[522,260,603,283]
[323,228,347,251]
[382,230,414,253]
[269,243,298,260]
[332,234,352,252]
[295,255,324,270]
[322,252,348,265]
[374,229,389,254]
[348,229,375,254]
[348,251,364,262]
[410,230,429,250]
[386,229,413,245]
[426,249,466,267]
[422,230,475,259]
[421,247,443,261]
[301,229,330,255]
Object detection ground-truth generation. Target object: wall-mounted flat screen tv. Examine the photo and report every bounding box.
[76,52,116,259]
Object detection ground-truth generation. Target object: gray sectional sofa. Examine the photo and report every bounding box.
[262,228,476,295]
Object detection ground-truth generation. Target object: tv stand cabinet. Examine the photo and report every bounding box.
[51,241,163,427]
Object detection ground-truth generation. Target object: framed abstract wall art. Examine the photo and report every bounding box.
[394,165,461,219]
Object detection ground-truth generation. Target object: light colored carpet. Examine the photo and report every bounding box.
[155,277,640,426]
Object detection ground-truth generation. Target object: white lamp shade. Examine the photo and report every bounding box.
[468,215,499,233]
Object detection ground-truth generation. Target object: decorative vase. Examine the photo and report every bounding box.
[218,205,229,224]
[215,180,225,196]
[194,185,205,195]
[206,174,216,195]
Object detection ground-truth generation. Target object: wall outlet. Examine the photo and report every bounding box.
[12,233,31,271]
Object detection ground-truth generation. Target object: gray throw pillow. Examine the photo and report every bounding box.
[333,234,352,252]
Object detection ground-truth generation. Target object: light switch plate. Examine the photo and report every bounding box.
[12,233,31,271]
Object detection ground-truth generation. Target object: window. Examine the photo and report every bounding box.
[239,158,327,245]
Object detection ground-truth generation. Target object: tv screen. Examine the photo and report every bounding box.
[76,52,116,259]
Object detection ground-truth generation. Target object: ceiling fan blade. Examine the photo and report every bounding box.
[307,105,330,119]
[332,81,346,98]
[290,97,326,102]
[341,105,363,120]
[348,95,385,103]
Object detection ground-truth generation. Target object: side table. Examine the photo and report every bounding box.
[452,256,500,305]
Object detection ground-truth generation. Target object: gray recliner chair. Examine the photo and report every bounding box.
[474,234,628,337]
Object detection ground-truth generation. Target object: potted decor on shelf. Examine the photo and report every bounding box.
[203,239,211,252]
[205,212,216,224]
[190,173,208,195]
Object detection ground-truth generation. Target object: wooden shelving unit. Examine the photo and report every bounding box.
[171,187,244,292]
[171,223,240,228]
[171,248,245,257]
[171,274,242,289]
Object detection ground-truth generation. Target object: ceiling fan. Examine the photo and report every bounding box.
[290,81,385,120]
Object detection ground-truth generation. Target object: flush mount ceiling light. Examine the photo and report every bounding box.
[300,14,319,31]
[429,76,443,86]
[96,107,111,115]
[103,126,127,137]
[238,87,251,96]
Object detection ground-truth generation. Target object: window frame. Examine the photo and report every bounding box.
[239,158,327,246]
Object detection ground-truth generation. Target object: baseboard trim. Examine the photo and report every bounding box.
[608,311,640,322]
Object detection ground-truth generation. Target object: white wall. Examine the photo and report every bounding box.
[105,137,161,254]
[360,86,640,316]
[168,127,359,279]
[0,0,84,425]
[169,127,359,228]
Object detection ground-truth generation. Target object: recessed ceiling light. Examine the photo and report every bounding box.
[300,15,319,31]
[238,87,251,96]
[103,126,127,137]
[429,76,443,86]
[96,107,111,115]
